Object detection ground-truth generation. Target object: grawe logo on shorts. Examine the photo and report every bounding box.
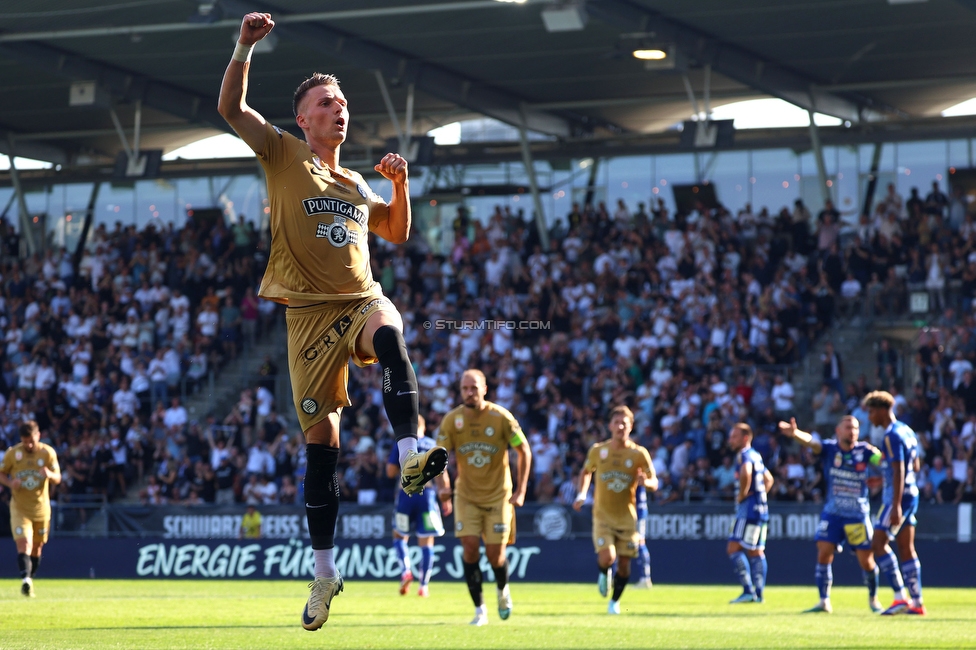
[300,315,352,366]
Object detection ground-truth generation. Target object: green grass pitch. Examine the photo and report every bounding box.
[0,580,974,649]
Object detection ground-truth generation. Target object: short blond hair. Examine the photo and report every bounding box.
[293,72,340,117]
[862,390,895,410]
[609,405,634,423]
[733,422,753,438]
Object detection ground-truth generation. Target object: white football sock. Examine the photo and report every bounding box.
[314,548,336,579]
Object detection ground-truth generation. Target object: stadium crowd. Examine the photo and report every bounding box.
[2,179,976,513]
[0,213,279,512]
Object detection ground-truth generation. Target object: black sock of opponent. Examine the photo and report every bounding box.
[493,559,509,590]
[304,444,340,550]
[17,553,31,580]
[463,560,484,607]
[30,555,40,578]
[612,573,628,601]
[372,325,419,441]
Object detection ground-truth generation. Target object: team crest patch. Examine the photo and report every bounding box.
[625,459,633,468]
[599,448,609,460]
[834,453,843,468]
[456,522,463,531]
[455,415,464,430]
[597,537,605,546]
[15,451,22,461]
[15,526,23,536]
[485,426,495,437]
[301,398,319,415]
[37,459,44,467]
[493,523,509,533]
[357,184,368,199]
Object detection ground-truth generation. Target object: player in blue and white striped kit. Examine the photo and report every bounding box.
[385,416,445,597]
[864,391,925,616]
[633,484,652,588]
[726,423,774,604]
[778,415,884,613]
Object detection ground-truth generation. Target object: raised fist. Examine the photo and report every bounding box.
[239,12,274,46]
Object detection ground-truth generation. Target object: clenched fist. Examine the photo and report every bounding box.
[239,12,274,46]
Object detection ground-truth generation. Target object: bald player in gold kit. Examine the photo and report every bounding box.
[218,12,447,631]
[435,369,532,626]
[0,420,61,598]
[575,406,656,615]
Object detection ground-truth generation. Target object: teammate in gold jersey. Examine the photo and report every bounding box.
[218,12,447,631]
[435,369,532,626]
[574,406,656,615]
[0,421,61,597]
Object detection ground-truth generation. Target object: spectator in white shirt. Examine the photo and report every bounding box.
[196,304,219,339]
[839,272,862,319]
[148,349,169,408]
[771,374,795,419]
[163,396,188,431]
[948,351,973,391]
[113,377,139,418]
[33,356,56,393]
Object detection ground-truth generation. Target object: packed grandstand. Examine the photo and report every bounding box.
[0,184,974,514]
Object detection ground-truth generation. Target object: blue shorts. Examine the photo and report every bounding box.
[815,512,873,551]
[393,489,444,538]
[636,516,647,539]
[873,490,919,539]
[729,517,768,551]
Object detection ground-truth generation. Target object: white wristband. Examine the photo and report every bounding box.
[576,492,587,502]
[232,41,254,63]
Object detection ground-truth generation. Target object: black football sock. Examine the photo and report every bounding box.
[463,560,484,607]
[372,325,420,443]
[17,553,32,580]
[493,560,509,590]
[30,555,40,578]
[304,444,340,550]
[612,573,628,601]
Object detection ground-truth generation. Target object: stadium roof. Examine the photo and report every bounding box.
[4,0,976,171]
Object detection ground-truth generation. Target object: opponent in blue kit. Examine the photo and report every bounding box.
[633,484,652,588]
[726,423,774,604]
[864,391,925,616]
[385,416,445,597]
[778,415,884,613]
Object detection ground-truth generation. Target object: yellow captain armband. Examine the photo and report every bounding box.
[510,429,528,447]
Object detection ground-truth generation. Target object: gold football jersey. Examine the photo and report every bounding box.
[257,121,390,304]
[1,442,59,519]
[585,440,651,531]
[437,401,527,504]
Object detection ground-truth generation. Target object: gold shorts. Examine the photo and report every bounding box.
[10,501,49,546]
[286,295,397,431]
[592,519,639,558]
[453,493,515,545]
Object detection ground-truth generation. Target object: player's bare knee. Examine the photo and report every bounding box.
[856,550,875,571]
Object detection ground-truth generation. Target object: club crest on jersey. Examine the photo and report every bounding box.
[37,459,44,466]
[485,426,495,437]
[15,451,22,461]
[834,453,843,467]
[599,448,609,460]
[625,458,633,468]
[301,398,319,415]
[357,184,368,199]
[455,415,464,430]
[316,216,360,248]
